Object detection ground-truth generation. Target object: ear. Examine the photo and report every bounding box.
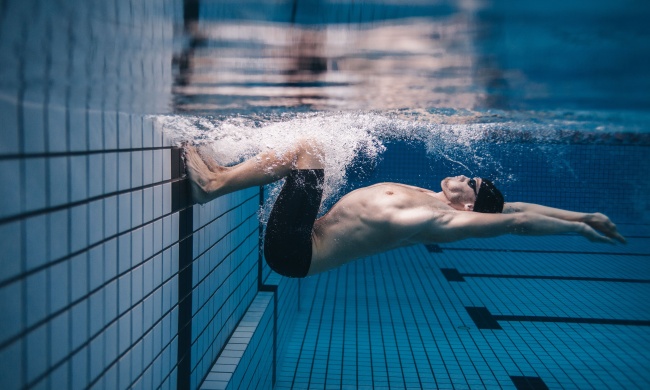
[463,203,474,211]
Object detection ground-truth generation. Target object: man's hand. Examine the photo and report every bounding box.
[584,213,627,244]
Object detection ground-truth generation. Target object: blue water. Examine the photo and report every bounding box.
[2,0,650,388]
[173,1,650,388]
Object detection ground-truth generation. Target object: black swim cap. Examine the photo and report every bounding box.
[474,179,504,213]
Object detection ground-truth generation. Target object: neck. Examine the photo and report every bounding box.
[432,191,451,205]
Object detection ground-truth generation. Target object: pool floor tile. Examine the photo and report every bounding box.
[275,236,650,388]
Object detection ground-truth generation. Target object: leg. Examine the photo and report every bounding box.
[185,139,324,204]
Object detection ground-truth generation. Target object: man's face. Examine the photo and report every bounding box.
[441,175,481,210]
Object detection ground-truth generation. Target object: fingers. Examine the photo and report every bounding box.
[612,232,627,244]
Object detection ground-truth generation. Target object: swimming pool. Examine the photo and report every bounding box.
[1,0,649,389]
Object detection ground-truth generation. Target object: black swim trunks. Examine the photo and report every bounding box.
[264,169,325,278]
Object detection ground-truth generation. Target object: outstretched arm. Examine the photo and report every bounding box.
[503,202,626,244]
[432,210,624,244]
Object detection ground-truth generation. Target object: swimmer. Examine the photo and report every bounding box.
[184,140,626,278]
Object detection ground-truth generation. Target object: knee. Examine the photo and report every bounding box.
[293,138,324,169]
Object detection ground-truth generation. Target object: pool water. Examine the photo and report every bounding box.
[175,1,650,388]
[1,0,649,389]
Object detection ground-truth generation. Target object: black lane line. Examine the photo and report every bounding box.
[510,376,549,390]
[440,268,465,282]
[172,147,194,390]
[494,315,650,327]
[441,268,650,284]
[466,307,650,329]
[441,247,650,257]
[424,244,443,253]
[465,307,502,330]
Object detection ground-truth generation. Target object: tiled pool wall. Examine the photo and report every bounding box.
[0,0,302,388]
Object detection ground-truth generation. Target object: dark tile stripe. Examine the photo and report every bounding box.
[465,307,502,330]
[468,306,650,328]
[443,268,650,284]
[424,244,443,253]
[494,315,650,327]
[441,247,650,257]
[510,376,549,390]
[440,268,465,282]
[173,147,194,390]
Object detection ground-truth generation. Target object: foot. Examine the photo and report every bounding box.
[197,145,228,174]
[184,145,217,204]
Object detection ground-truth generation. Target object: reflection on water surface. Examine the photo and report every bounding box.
[174,0,650,118]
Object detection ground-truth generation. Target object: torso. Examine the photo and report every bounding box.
[308,182,456,275]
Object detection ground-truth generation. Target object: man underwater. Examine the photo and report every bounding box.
[184,140,625,278]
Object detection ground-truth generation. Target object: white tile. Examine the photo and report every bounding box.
[143,150,153,186]
[25,215,47,270]
[47,104,68,152]
[118,192,132,233]
[0,337,23,388]
[22,93,46,153]
[89,290,104,336]
[70,346,89,390]
[88,110,104,150]
[88,334,104,382]
[153,219,163,253]
[132,227,143,267]
[162,149,171,180]
[49,259,69,314]
[104,278,118,323]
[26,324,48,383]
[48,157,69,206]
[70,204,88,252]
[103,237,118,281]
[132,190,143,227]
[89,199,104,245]
[118,311,132,355]
[163,215,172,248]
[104,195,118,237]
[0,280,23,345]
[26,270,47,327]
[153,120,163,148]
[117,348,132,389]
[68,108,88,152]
[49,310,70,365]
[143,187,154,223]
[163,182,172,214]
[70,253,88,303]
[70,155,88,202]
[153,150,163,183]
[118,112,131,149]
[0,98,20,154]
[143,117,154,148]
[104,111,118,150]
[104,152,118,194]
[88,154,104,198]
[50,361,69,389]
[118,274,131,316]
[89,245,104,291]
[131,116,143,149]
[0,221,23,280]
[0,159,22,218]
[48,209,69,261]
[104,321,119,367]
[132,150,143,188]
[143,222,154,261]
[118,233,132,274]
[130,341,144,388]
[118,152,131,191]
